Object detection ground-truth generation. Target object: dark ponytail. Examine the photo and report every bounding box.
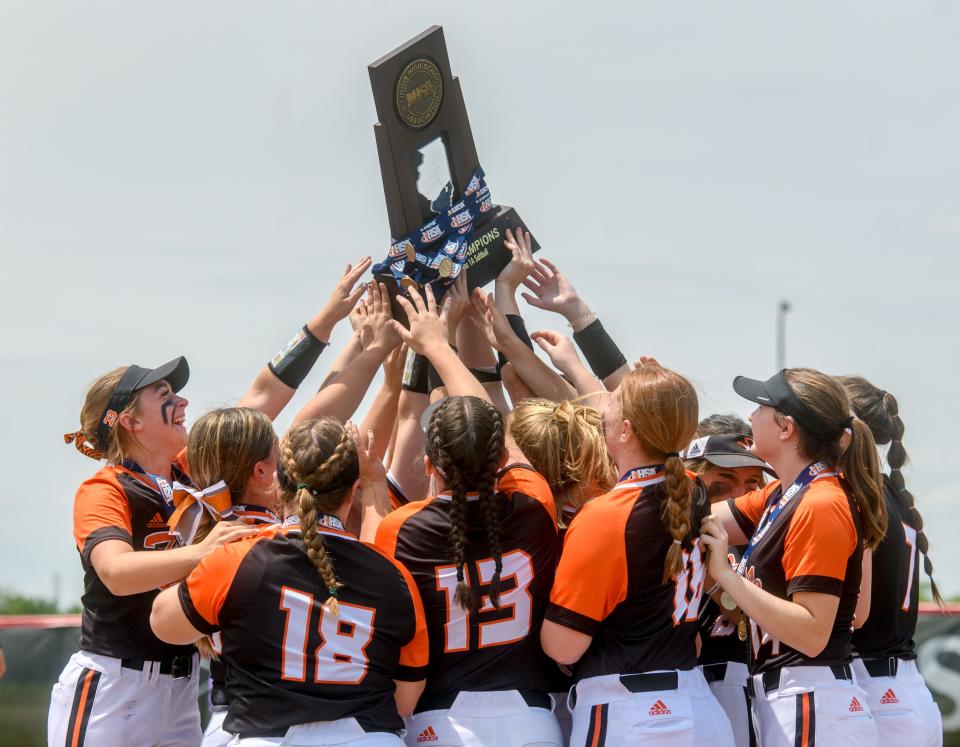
[426,396,506,612]
[839,377,944,607]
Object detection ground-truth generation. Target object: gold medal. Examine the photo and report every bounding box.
[438,258,453,278]
[405,244,416,262]
[737,617,748,642]
[720,591,737,611]
[400,277,419,292]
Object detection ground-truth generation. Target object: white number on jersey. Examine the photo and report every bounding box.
[279,585,374,684]
[435,549,535,653]
[671,542,706,625]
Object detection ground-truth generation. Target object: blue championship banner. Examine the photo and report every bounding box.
[372,167,493,298]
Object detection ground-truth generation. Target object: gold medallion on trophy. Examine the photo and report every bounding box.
[438,258,453,278]
[395,58,443,129]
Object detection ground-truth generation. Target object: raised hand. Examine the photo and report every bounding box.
[520,257,592,327]
[442,271,470,344]
[382,343,408,393]
[362,281,402,353]
[318,258,373,333]
[530,329,582,372]
[496,228,536,291]
[346,420,386,488]
[388,284,448,356]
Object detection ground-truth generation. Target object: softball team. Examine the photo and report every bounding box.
[49,235,944,747]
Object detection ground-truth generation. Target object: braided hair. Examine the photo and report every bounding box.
[617,364,699,583]
[838,376,943,606]
[426,396,506,612]
[279,418,359,617]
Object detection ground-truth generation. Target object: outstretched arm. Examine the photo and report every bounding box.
[530,330,606,408]
[239,258,371,419]
[521,257,629,390]
[389,285,529,466]
[291,281,400,427]
[471,290,575,403]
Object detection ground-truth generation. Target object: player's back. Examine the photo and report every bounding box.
[376,465,559,705]
[180,519,428,737]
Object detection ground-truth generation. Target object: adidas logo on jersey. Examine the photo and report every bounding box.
[849,697,864,712]
[416,726,439,743]
[880,688,899,705]
[147,512,166,528]
[648,699,672,716]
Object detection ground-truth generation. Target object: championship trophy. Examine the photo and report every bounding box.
[368,26,539,322]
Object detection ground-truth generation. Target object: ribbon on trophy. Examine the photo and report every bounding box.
[166,480,237,546]
[373,167,494,297]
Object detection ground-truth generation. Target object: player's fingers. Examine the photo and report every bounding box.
[539,258,559,276]
[387,319,411,342]
[345,257,372,285]
[395,293,416,319]
[424,283,437,315]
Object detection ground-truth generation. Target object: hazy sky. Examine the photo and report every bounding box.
[2,1,958,606]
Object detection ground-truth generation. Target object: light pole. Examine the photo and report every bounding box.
[777,301,791,370]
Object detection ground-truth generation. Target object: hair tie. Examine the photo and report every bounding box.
[327,587,338,598]
[665,451,680,459]
[672,539,682,546]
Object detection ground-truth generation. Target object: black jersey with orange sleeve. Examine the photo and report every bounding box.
[374,465,559,703]
[179,520,428,736]
[73,464,193,661]
[697,549,749,667]
[208,504,281,708]
[852,475,919,660]
[546,469,710,681]
[728,473,862,674]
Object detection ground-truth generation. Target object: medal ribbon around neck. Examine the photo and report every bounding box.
[167,480,236,545]
[613,465,666,491]
[372,167,493,298]
[737,461,836,575]
[317,514,345,531]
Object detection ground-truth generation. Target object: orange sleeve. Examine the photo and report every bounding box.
[374,499,432,559]
[729,482,779,536]
[544,494,629,635]
[782,480,857,598]
[178,535,260,633]
[74,470,134,564]
[393,556,429,679]
[363,540,429,680]
[498,465,557,526]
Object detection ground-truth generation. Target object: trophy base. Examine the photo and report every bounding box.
[462,205,539,290]
[375,205,539,327]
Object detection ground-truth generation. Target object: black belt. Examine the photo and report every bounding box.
[619,671,679,693]
[862,657,900,678]
[414,689,551,714]
[761,663,851,694]
[121,655,194,679]
[702,662,729,684]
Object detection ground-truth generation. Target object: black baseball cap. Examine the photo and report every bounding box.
[682,433,776,476]
[733,369,846,441]
[96,356,190,447]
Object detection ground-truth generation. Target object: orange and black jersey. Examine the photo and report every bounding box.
[697,549,748,667]
[208,504,280,707]
[74,463,193,661]
[546,468,711,681]
[375,465,559,704]
[179,518,428,736]
[852,476,919,660]
[728,472,862,674]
